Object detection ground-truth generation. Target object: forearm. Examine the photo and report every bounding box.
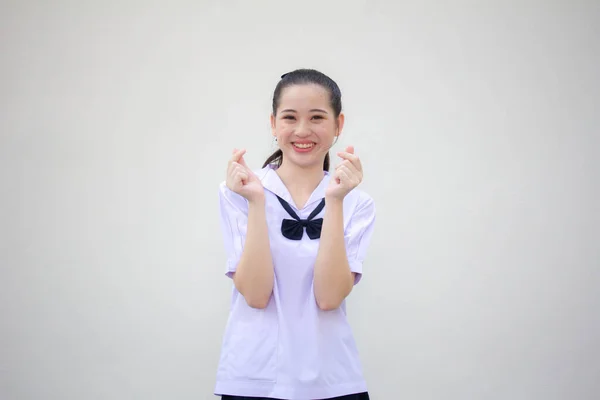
[234,195,274,308]
[313,197,354,310]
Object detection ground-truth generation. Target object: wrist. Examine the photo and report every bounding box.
[247,193,266,206]
[325,195,344,207]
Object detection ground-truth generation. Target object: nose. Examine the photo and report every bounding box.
[294,120,311,137]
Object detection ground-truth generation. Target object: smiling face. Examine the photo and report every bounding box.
[271,83,344,170]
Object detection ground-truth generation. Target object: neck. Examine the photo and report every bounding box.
[276,159,325,200]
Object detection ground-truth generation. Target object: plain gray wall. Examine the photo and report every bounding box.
[1,1,599,399]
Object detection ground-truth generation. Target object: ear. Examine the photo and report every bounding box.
[335,112,345,138]
[270,113,277,137]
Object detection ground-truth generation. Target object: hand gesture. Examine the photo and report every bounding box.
[325,145,363,200]
[226,149,264,202]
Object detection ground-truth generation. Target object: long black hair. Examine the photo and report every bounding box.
[262,69,342,171]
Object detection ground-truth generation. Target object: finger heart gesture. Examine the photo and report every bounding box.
[226,148,264,202]
[326,145,363,200]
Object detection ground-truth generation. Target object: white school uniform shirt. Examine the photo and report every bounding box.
[214,164,376,400]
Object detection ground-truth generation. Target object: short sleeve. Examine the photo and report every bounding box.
[345,192,376,285]
[218,182,248,278]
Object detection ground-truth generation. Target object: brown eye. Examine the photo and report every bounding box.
[283,115,295,120]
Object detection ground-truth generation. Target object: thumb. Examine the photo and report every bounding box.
[231,148,247,163]
[345,145,355,154]
[238,154,250,169]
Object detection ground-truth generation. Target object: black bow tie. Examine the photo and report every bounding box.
[276,195,326,240]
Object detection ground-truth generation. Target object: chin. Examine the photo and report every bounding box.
[284,151,324,169]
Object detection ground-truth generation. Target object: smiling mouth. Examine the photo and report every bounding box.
[292,142,315,149]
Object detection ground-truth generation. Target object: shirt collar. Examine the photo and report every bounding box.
[257,165,331,211]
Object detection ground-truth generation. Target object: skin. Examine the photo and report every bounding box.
[315,147,363,310]
[225,83,364,310]
[226,149,274,309]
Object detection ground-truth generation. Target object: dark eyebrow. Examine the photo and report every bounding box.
[279,108,329,114]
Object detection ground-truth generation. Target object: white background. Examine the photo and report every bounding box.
[1,1,599,399]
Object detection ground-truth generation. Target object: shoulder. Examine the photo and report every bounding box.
[218,181,248,212]
[346,187,375,214]
[339,187,375,232]
[253,165,271,180]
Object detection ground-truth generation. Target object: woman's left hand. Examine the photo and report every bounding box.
[325,145,363,200]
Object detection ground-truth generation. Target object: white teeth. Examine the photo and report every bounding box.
[294,143,314,149]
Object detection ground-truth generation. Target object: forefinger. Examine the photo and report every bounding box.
[336,151,362,170]
[229,148,246,163]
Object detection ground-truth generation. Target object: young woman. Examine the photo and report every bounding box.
[214,69,376,400]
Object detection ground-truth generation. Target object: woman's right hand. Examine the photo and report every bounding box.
[226,149,264,202]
